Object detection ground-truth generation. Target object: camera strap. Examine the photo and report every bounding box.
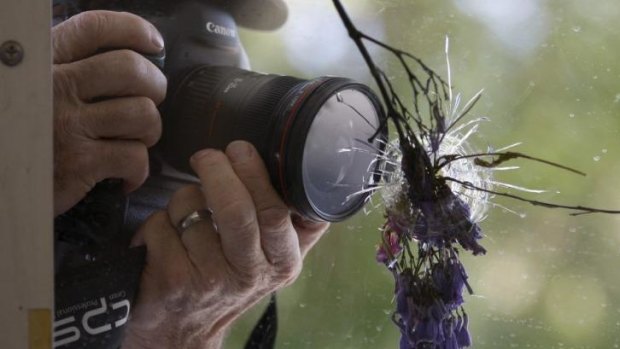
[54,180,146,349]
[244,293,278,349]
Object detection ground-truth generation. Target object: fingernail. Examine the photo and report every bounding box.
[191,149,217,163]
[152,30,165,50]
[227,141,253,163]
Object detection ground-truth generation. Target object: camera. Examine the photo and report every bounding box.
[53,1,387,348]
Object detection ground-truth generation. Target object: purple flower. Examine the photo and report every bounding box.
[411,318,441,345]
[405,192,486,256]
[432,259,468,309]
[445,316,472,349]
[456,313,472,347]
[376,231,403,264]
[391,258,473,349]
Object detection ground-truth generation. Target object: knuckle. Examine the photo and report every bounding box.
[258,205,291,232]
[276,260,302,285]
[135,96,157,113]
[73,11,108,41]
[123,49,148,73]
[135,98,162,146]
[217,201,256,233]
[131,144,150,180]
[126,142,149,166]
[116,50,151,82]
[153,73,168,105]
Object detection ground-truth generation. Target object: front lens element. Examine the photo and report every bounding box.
[302,88,383,219]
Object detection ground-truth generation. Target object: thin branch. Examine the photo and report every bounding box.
[437,151,586,176]
[444,177,620,216]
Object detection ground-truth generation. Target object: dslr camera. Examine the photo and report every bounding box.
[53,1,386,348]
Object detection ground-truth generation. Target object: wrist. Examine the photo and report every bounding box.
[121,322,226,349]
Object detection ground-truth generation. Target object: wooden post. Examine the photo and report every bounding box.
[0,1,53,348]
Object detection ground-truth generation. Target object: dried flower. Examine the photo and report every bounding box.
[331,1,620,348]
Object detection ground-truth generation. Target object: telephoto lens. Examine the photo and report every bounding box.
[162,66,387,222]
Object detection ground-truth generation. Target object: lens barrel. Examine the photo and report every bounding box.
[162,65,386,222]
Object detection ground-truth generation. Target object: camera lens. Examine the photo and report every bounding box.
[301,89,382,220]
[162,66,386,222]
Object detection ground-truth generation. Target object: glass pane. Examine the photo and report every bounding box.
[232,0,620,348]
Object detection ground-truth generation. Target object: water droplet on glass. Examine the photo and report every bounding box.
[593,156,601,161]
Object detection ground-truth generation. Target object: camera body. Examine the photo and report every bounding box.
[120,0,254,236]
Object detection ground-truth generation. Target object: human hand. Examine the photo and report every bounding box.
[53,11,167,216]
[122,141,329,349]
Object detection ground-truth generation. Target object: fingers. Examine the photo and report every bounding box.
[90,140,150,194]
[167,185,208,229]
[65,49,167,103]
[53,10,164,64]
[137,211,187,279]
[81,97,162,146]
[133,211,192,312]
[225,141,301,269]
[166,186,225,272]
[51,11,168,214]
[189,149,266,273]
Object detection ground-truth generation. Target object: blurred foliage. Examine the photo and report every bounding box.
[227,0,620,348]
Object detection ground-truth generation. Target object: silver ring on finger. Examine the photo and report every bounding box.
[177,208,213,234]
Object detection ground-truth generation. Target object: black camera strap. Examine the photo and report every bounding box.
[244,293,278,349]
[54,180,146,349]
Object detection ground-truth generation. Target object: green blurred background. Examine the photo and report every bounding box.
[227,0,620,348]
